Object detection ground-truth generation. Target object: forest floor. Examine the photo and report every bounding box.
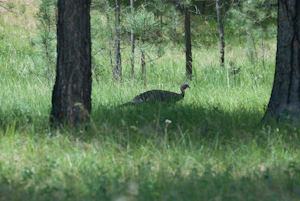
[0,1,299,201]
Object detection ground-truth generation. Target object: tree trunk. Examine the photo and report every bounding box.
[202,1,206,15]
[184,5,192,79]
[160,11,163,32]
[51,0,92,127]
[104,0,114,78]
[141,15,146,86]
[216,0,225,68]
[247,29,255,65]
[130,0,135,81]
[260,24,265,70]
[265,0,300,119]
[141,49,146,86]
[114,0,121,80]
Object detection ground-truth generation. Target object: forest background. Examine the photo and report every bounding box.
[1,0,300,200]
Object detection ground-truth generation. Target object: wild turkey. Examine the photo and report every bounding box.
[120,83,190,107]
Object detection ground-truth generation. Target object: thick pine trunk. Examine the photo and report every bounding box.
[130,0,135,81]
[114,0,121,80]
[265,0,300,118]
[51,0,92,127]
[184,5,192,79]
[216,0,225,68]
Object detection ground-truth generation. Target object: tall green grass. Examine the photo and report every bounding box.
[0,1,300,200]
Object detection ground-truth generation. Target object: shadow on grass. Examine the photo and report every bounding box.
[0,102,298,149]
[89,103,299,152]
[0,107,50,135]
[0,102,293,143]
[91,103,265,140]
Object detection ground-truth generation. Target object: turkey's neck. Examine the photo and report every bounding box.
[181,89,185,97]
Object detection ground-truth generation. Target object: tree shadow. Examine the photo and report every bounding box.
[91,102,265,141]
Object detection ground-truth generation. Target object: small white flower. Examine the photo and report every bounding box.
[165,119,172,125]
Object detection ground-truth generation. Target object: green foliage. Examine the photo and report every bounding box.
[162,5,184,44]
[31,0,57,85]
[126,8,159,40]
[226,0,277,66]
[227,0,277,40]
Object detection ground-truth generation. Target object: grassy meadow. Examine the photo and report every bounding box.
[1,1,300,200]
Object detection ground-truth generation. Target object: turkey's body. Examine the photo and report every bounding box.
[120,83,190,107]
[132,90,184,103]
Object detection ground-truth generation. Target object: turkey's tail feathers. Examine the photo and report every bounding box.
[119,102,134,107]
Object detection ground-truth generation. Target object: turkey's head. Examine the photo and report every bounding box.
[180,83,190,92]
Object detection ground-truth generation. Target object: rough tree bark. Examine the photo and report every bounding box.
[50,0,92,127]
[216,0,225,68]
[130,0,135,80]
[184,5,192,79]
[265,0,300,119]
[114,0,121,80]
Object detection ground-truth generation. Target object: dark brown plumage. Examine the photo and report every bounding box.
[120,83,190,107]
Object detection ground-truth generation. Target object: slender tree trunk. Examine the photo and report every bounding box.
[130,0,135,81]
[160,11,163,32]
[265,0,300,119]
[114,0,121,80]
[184,5,192,79]
[104,0,114,78]
[141,49,146,86]
[141,15,146,86]
[216,0,225,68]
[202,1,206,15]
[260,24,265,70]
[247,29,255,65]
[51,0,92,127]
[43,38,51,86]
[171,11,176,47]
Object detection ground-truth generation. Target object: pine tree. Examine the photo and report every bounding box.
[33,0,57,86]
[228,0,277,66]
